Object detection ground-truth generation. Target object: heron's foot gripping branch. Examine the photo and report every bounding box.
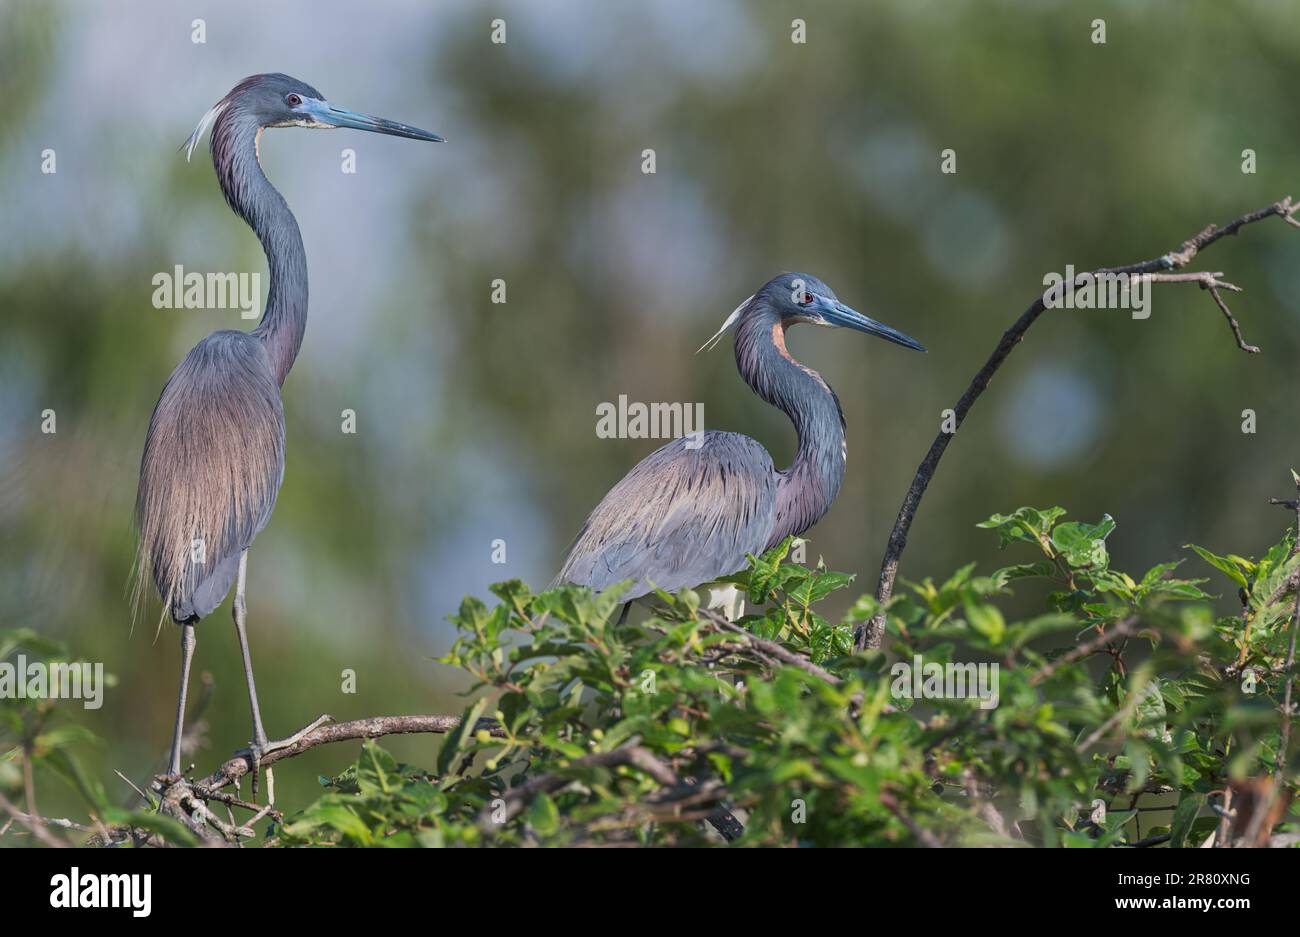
[152,773,281,844]
[127,714,502,844]
[236,713,335,804]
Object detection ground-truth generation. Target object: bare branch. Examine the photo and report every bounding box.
[479,744,743,841]
[1028,617,1140,687]
[878,791,942,847]
[197,713,502,792]
[1076,678,1158,754]
[0,790,66,848]
[697,607,843,686]
[858,197,1298,650]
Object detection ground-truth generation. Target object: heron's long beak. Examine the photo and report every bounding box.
[821,299,926,352]
[311,100,444,142]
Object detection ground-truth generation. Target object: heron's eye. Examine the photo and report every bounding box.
[800,292,814,306]
[286,93,302,107]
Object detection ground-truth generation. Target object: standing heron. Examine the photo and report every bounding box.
[557,273,924,615]
[135,74,442,783]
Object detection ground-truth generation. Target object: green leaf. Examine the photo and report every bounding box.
[1169,794,1202,848]
[1051,515,1116,568]
[964,601,1006,645]
[977,506,1066,551]
[285,802,373,845]
[100,808,200,847]
[745,536,801,601]
[991,561,1056,587]
[1186,544,1251,589]
[528,792,560,836]
[356,740,400,795]
[789,570,855,607]
[436,696,491,775]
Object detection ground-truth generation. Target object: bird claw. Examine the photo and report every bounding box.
[238,714,333,803]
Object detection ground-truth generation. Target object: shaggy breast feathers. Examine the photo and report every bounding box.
[135,331,285,623]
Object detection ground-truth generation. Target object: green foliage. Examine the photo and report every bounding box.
[7,509,1298,847]
[1,630,109,812]
[265,509,1298,846]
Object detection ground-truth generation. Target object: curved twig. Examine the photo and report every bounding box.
[858,197,1300,650]
[1028,617,1139,687]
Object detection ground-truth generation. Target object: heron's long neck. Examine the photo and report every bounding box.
[735,314,847,548]
[211,112,307,386]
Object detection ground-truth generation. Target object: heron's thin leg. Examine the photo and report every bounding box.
[167,622,197,777]
[617,602,631,626]
[232,550,274,800]
[231,551,270,750]
[231,550,332,803]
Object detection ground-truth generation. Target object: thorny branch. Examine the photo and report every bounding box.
[859,197,1300,651]
[198,714,503,793]
[130,714,506,844]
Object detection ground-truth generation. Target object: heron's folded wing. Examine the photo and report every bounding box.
[135,331,285,622]
[557,432,776,598]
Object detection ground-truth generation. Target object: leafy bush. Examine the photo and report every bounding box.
[273,506,1299,847]
[5,505,1295,847]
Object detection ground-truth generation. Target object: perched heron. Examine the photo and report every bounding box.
[557,273,925,617]
[135,74,441,782]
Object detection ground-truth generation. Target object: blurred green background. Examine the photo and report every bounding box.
[2,0,1299,819]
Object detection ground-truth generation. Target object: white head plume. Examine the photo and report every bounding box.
[182,100,228,162]
[696,294,754,354]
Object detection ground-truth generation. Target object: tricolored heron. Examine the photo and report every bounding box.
[135,74,441,785]
[557,273,925,618]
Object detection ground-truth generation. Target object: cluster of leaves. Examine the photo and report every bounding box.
[273,507,1298,847]
[6,506,1297,847]
[0,629,202,846]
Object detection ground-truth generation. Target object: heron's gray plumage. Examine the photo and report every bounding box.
[136,331,284,622]
[558,272,925,602]
[138,73,442,777]
[211,75,313,386]
[135,76,313,626]
[556,431,776,598]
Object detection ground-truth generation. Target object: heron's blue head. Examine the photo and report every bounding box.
[698,272,926,353]
[185,73,444,160]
